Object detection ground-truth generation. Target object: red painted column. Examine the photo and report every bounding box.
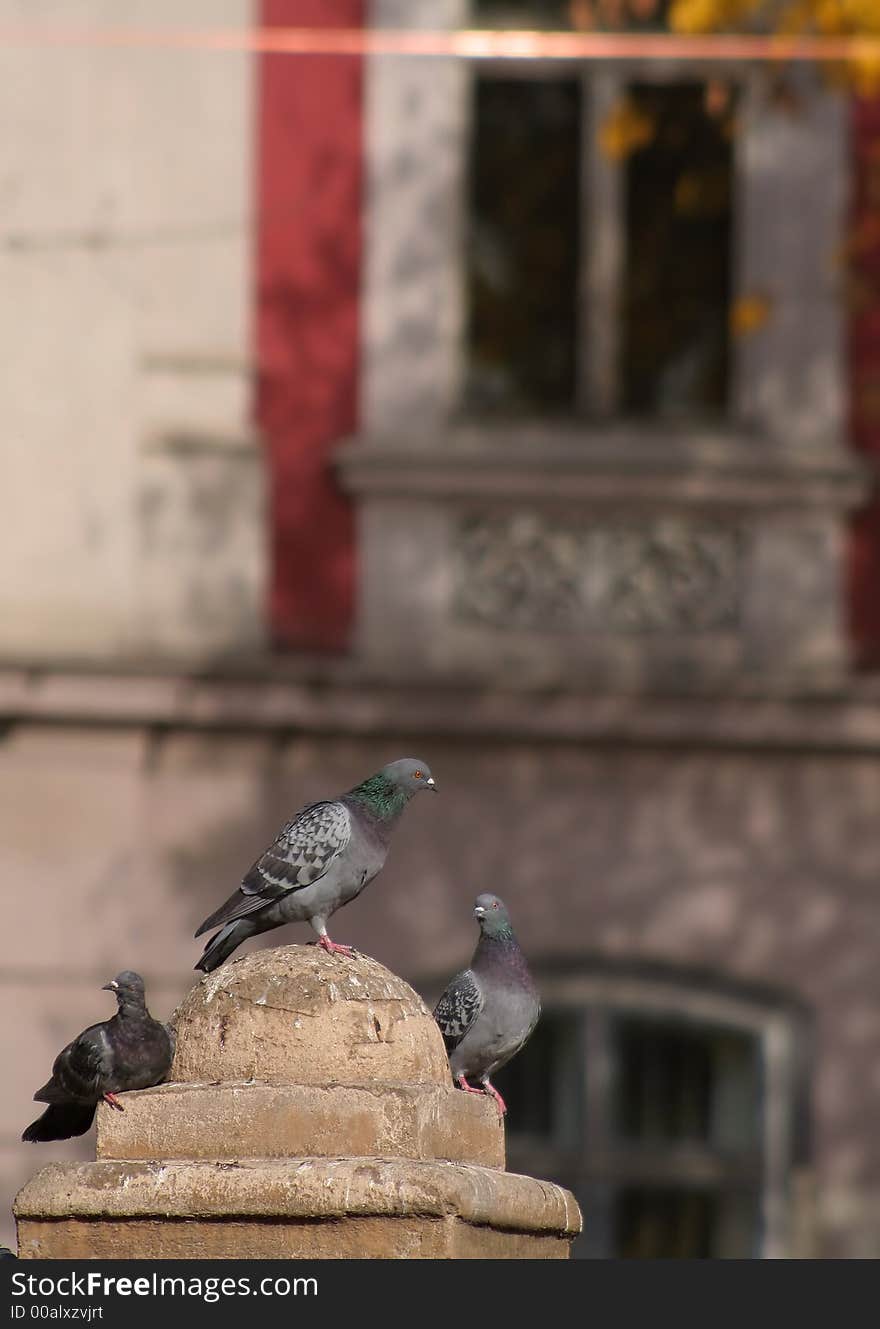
[849,96,880,668]
[255,0,363,651]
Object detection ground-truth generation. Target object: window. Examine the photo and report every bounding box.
[614,1014,759,1149]
[622,83,733,415]
[464,19,736,419]
[493,972,808,1258]
[473,1,670,30]
[466,77,582,414]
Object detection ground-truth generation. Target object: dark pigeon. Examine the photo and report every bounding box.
[433,894,540,1116]
[194,757,436,972]
[22,972,173,1143]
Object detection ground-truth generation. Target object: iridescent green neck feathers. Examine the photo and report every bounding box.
[347,771,410,821]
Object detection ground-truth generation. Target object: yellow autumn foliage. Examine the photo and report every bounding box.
[730,293,773,337]
[668,0,880,37]
[669,0,760,35]
[599,98,656,159]
[667,0,880,92]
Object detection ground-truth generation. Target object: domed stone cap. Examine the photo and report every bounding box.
[170,945,452,1087]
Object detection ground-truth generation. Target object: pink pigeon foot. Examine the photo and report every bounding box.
[103,1092,125,1112]
[317,935,355,957]
[456,1074,486,1096]
[483,1081,507,1117]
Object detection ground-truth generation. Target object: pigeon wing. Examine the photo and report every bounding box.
[433,969,484,1054]
[195,801,352,936]
[243,800,352,896]
[35,1026,110,1104]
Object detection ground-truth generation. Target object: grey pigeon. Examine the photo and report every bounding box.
[194,757,436,972]
[22,972,172,1143]
[433,894,540,1116]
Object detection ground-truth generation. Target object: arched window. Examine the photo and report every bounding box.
[491,958,812,1258]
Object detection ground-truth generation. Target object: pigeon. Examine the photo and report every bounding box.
[22,972,173,1143]
[433,894,540,1116]
[194,757,436,973]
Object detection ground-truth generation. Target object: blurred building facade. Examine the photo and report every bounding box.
[1,0,879,1257]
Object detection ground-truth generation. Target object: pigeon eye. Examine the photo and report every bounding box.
[414,770,422,779]
[492,901,499,909]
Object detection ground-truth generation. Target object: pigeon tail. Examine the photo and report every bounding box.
[195,920,253,973]
[194,888,269,938]
[22,1103,97,1143]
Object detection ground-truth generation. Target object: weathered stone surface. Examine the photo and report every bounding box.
[13,944,582,1259]
[15,1216,571,1260]
[0,2,258,663]
[95,1081,504,1168]
[338,429,867,692]
[170,946,451,1087]
[14,1157,580,1260]
[361,0,469,436]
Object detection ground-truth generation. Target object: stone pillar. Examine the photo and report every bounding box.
[14,948,581,1259]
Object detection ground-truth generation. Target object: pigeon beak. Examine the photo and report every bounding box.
[101,980,119,991]
[474,906,486,919]
[425,777,437,791]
